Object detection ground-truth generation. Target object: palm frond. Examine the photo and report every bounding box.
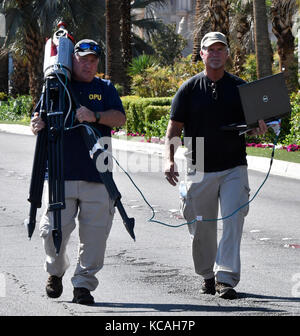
[132,17,164,31]
[132,32,155,56]
[131,0,168,10]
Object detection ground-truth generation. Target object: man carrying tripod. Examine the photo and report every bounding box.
[31,39,126,305]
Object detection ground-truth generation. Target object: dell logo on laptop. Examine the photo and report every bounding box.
[262,95,269,103]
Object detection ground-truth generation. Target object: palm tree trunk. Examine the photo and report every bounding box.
[120,0,132,95]
[192,0,204,63]
[233,7,251,75]
[13,0,43,109]
[253,0,273,79]
[105,0,124,86]
[10,53,29,96]
[208,0,232,68]
[271,0,298,92]
[24,23,44,108]
[0,53,8,93]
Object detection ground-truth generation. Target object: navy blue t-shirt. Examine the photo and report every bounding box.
[63,77,125,182]
[170,71,247,172]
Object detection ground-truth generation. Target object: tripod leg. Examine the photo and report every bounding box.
[26,127,48,239]
[46,77,66,255]
[26,84,48,239]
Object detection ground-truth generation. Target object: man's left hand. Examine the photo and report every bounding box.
[248,120,268,136]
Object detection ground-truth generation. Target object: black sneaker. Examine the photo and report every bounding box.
[215,282,237,300]
[72,287,95,305]
[46,275,63,298]
[200,277,216,295]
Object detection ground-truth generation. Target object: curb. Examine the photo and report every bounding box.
[1,123,299,180]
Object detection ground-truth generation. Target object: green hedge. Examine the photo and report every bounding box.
[283,92,300,145]
[1,93,299,146]
[121,96,172,134]
[122,93,300,143]
[0,95,32,122]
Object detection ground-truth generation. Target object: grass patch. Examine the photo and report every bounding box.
[247,147,300,164]
[0,118,30,126]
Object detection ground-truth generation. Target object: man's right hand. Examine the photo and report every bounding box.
[164,161,179,186]
[30,112,45,135]
[164,119,183,186]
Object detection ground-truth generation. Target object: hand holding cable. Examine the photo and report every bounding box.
[247,120,268,136]
[75,106,97,123]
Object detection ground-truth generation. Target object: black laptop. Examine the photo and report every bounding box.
[221,72,291,133]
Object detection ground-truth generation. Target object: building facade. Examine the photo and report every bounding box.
[133,0,196,56]
[152,0,196,55]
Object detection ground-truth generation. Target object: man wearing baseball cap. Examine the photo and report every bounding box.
[164,32,267,299]
[31,38,126,304]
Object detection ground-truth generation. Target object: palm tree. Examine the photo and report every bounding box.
[121,0,132,94]
[192,0,205,63]
[0,0,101,108]
[105,0,123,86]
[0,51,8,93]
[2,0,44,106]
[230,0,252,75]
[10,52,29,96]
[105,0,168,91]
[208,0,230,36]
[271,0,298,92]
[192,0,214,63]
[253,0,273,78]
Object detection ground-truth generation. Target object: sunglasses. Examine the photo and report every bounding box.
[209,82,218,100]
[75,42,101,56]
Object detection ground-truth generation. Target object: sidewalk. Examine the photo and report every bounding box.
[1,123,299,180]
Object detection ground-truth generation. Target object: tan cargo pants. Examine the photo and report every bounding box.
[181,165,250,287]
[39,180,115,291]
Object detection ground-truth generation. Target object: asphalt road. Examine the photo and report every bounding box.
[1,131,300,319]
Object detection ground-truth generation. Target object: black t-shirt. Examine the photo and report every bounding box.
[170,71,247,172]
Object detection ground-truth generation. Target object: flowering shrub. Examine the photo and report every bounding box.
[283,144,300,152]
[246,143,300,151]
[246,143,274,148]
[113,132,300,151]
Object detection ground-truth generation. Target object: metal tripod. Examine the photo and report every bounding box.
[26,74,66,255]
[26,74,135,255]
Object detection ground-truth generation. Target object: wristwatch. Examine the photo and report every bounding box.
[95,112,101,123]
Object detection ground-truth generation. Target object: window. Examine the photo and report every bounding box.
[176,0,191,11]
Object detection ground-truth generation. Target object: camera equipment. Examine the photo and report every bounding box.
[25,23,135,255]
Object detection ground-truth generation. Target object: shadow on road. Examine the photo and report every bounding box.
[239,292,300,302]
[61,291,300,314]
[63,300,284,315]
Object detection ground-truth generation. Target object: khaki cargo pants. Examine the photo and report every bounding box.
[39,180,115,291]
[181,165,250,287]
